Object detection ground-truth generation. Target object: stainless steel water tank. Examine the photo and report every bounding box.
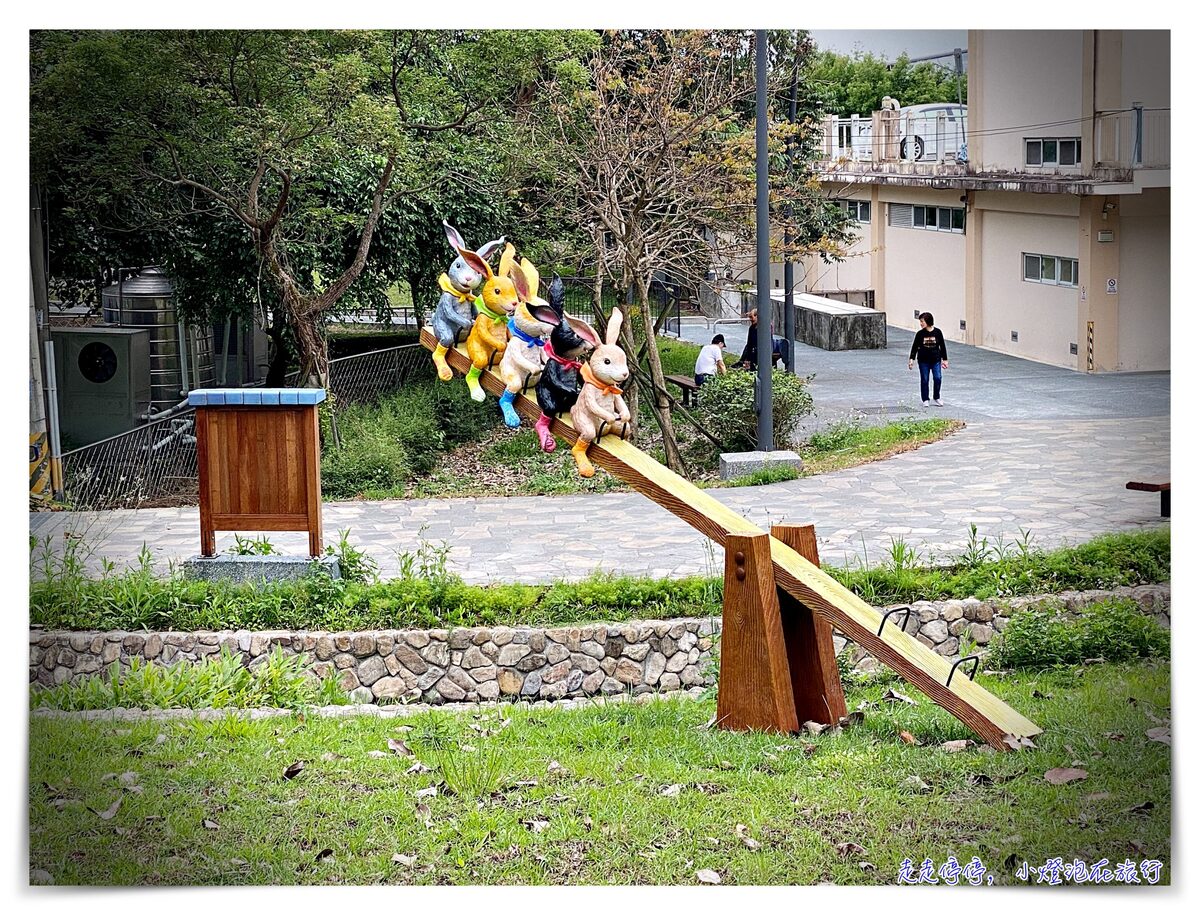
[101,266,215,415]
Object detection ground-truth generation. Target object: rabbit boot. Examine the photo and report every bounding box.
[432,343,454,382]
[498,389,520,428]
[571,438,595,478]
[535,414,555,453]
[465,365,487,403]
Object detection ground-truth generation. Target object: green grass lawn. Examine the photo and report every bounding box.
[799,418,962,476]
[29,660,1170,886]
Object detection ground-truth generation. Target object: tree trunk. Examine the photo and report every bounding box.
[263,303,291,387]
[634,272,685,475]
[291,304,329,389]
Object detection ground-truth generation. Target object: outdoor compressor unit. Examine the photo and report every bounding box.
[50,326,151,448]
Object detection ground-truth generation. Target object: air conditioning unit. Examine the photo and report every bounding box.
[51,327,151,448]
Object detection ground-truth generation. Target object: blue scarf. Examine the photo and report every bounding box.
[508,319,542,348]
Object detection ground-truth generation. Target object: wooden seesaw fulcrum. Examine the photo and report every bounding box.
[421,328,1040,750]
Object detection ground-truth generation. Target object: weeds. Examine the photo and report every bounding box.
[229,534,277,556]
[990,598,1170,669]
[31,647,347,712]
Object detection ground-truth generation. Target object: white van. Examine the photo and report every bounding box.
[896,103,968,161]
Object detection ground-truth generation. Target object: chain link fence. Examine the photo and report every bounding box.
[56,343,431,512]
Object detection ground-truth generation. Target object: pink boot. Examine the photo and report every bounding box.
[535,414,556,453]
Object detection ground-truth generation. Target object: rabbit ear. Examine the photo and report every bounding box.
[475,236,505,261]
[509,262,531,302]
[548,275,565,316]
[567,317,600,347]
[458,248,492,280]
[518,257,540,300]
[606,308,624,346]
[443,220,467,253]
[498,243,516,281]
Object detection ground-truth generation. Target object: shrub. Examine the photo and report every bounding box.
[31,647,347,711]
[990,598,1170,669]
[693,369,814,452]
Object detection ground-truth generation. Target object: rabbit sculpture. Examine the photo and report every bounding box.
[569,308,632,477]
[431,221,505,382]
[497,248,560,428]
[534,276,599,452]
[457,244,528,402]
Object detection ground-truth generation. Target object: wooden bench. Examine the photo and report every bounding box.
[1126,480,1170,518]
[665,374,701,406]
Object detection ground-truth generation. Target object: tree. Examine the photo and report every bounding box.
[31,29,598,386]
[526,30,852,474]
[806,49,966,117]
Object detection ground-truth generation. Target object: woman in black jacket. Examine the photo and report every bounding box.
[907,311,949,406]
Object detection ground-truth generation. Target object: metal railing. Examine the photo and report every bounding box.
[1095,107,1170,169]
[56,343,431,512]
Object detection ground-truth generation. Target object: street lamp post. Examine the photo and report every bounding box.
[755,29,773,452]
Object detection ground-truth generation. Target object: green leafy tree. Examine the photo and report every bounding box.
[31,29,596,386]
[807,49,966,117]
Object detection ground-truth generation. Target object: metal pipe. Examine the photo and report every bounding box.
[42,340,65,498]
[177,318,190,397]
[755,30,773,451]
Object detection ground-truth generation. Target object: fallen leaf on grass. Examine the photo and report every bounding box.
[659,784,683,797]
[837,711,865,728]
[696,869,722,885]
[367,750,389,759]
[415,786,438,799]
[940,739,975,753]
[837,842,867,858]
[394,725,414,733]
[882,688,916,705]
[415,803,433,828]
[91,798,122,820]
[898,730,917,746]
[1044,767,1088,785]
[802,721,829,736]
[320,752,345,762]
[524,819,550,834]
[314,848,334,864]
[391,854,418,867]
[900,775,930,793]
[1031,689,1052,699]
[30,868,54,885]
[387,739,414,757]
[1127,801,1155,816]
[1103,732,1126,742]
[1146,727,1171,745]
[202,819,220,830]
[406,762,433,775]
[547,760,563,774]
[282,761,306,780]
[1002,734,1037,751]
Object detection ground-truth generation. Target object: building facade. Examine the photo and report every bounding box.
[790,29,1170,372]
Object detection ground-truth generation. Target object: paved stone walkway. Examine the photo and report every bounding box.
[31,416,1169,584]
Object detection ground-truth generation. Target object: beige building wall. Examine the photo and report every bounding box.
[971,31,1085,173]
[976,203,1081,368]
[878,188,967,340]
[1115,188,1170,371]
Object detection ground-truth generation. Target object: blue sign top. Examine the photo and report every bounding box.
[186,388,327,407]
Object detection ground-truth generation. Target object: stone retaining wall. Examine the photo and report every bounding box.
[29,584,1169,703]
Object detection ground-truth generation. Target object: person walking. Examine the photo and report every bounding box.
[908,311,949,406]
[694,334,728,386]
[738,309,784,369]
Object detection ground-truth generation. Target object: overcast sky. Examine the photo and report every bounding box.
[809,30,968,61]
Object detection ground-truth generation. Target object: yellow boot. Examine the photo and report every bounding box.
[432,344,453,382]
[571,439,595,478]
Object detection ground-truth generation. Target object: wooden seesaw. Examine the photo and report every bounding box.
[421,328,1041,750]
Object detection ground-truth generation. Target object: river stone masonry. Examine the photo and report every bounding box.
[29,584,1169,700]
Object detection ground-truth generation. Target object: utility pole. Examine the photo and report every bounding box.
[754,29,773,451]
[782,36,799,375]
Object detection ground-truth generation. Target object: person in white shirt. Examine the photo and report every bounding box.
[694,334,729,386]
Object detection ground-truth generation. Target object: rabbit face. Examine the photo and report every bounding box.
[514,300,560,337]
[447,255,481,293]
[459,247,527,318]
[551,316,597,359]
[591,345,630,386]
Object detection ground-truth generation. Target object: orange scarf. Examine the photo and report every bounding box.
[580,363,623,396]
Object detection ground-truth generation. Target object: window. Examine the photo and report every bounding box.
[1025,138,1082,167]
[1023,252,1079,287]
[891,203,965,234]
[837,199,870,223]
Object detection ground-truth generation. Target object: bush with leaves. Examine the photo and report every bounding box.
[692,368,814,452]
[989,598,1170,669]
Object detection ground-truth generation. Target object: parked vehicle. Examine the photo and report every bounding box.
[896,103,968,161]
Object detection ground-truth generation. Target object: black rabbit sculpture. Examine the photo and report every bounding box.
[534,276,600,453]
